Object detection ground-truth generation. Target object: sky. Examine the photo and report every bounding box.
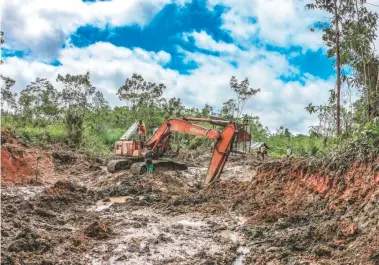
[1,0,378,134]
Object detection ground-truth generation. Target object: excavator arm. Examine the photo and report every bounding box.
[147,118,221,150]
[146,118,244,184]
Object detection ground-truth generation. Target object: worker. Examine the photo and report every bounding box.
[145,147,154,175]
[137,120,147,142]
[286,145,292,159]
[259,144,266,160]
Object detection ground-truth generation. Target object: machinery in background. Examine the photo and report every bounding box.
[107,117,251,185]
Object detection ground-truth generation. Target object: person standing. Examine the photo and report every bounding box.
[145,147,154,175]
[286,145,292,159]
[137,120,147,141]
[259,144,266,160]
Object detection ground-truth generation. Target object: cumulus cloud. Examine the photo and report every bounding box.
[1,0,188,60]
[183,31,239,53]
[1,38,333,134]
[207,0,326,51]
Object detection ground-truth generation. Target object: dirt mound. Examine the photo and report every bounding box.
[99,171,199,203]
[7,227,51,253]
[1,129,104,186]
[1,133,55,184]
[36,180,92,211]
[171,156,378,264]
[84,221,112,239]
[1,180,99,265]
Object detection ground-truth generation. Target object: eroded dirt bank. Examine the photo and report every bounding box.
[1,139,379,264]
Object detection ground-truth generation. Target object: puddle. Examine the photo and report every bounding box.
[232,246,250,265]
[131,208,152,216]
[96,196,133,206]
[89,196,134,212]
[91,204,114,212]
[220,230,239,243]
[177,220,207,227]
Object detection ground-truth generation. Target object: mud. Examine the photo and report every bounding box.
[1,138,379,264]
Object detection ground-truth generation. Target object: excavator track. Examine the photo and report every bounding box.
[130,159,188,175]
[107,157,144,173]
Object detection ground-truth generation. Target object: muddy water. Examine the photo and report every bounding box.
[232,247,250,265]
[96,196,134,205]
[87,203,247,265]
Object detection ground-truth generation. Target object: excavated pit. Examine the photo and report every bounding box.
[1,139,379,265]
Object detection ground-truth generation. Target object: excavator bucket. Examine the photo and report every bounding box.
[204,123,237,184]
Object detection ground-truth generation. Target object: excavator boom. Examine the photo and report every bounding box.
[145,118,249,184]
[109,117,251,185]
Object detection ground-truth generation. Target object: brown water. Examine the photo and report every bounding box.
[96,196,134,206]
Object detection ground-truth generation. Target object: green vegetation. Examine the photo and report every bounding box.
[1,0,379,161]
[1,68,377,158]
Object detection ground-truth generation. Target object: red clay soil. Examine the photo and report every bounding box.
[1,130,55,184]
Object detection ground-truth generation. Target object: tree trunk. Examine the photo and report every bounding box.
[376,66,379,94]
[367,63,371,121]
[334,0,341,135]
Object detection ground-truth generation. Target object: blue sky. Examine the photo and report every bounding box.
[1,0,343,133]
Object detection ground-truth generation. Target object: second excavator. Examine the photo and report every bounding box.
[107,117,251,185]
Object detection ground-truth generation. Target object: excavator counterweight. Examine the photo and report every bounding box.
[107,117,251,184]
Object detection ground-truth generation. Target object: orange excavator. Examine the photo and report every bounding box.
[107,117,251,184]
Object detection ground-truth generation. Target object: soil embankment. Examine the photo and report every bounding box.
[1,137,378,264]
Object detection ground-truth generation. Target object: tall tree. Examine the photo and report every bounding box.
[0,76,17,114]
[307,0,378,133]
[19,78,60,121]
[56,71,96,146]
[221,99,237,119]
[117,73,166,110]
[230,76,260,118]
[163,97,185,119]
[306,0,343,134]
[0,31,17,114]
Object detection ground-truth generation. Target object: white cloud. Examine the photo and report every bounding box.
[207,0,326,51]
[183,31,238,53]
[1,39,334,134]
[1,0,189,59]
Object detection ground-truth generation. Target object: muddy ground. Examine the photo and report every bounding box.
[1,140,379,265]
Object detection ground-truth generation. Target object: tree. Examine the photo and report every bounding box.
[0,31,17,114]
[306,0,343,134]
[1,31,4,65]
[221,99,237,119]
[201,104,213,117]
[230,76,260,118]
[19,78,60,122]
[56,71,96,146]
[92,90,110,112]
[0,75,17,114]
[306,0,378,134]
[117,73,166,110]
[87,90,110,134]
[163,97,185,119]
